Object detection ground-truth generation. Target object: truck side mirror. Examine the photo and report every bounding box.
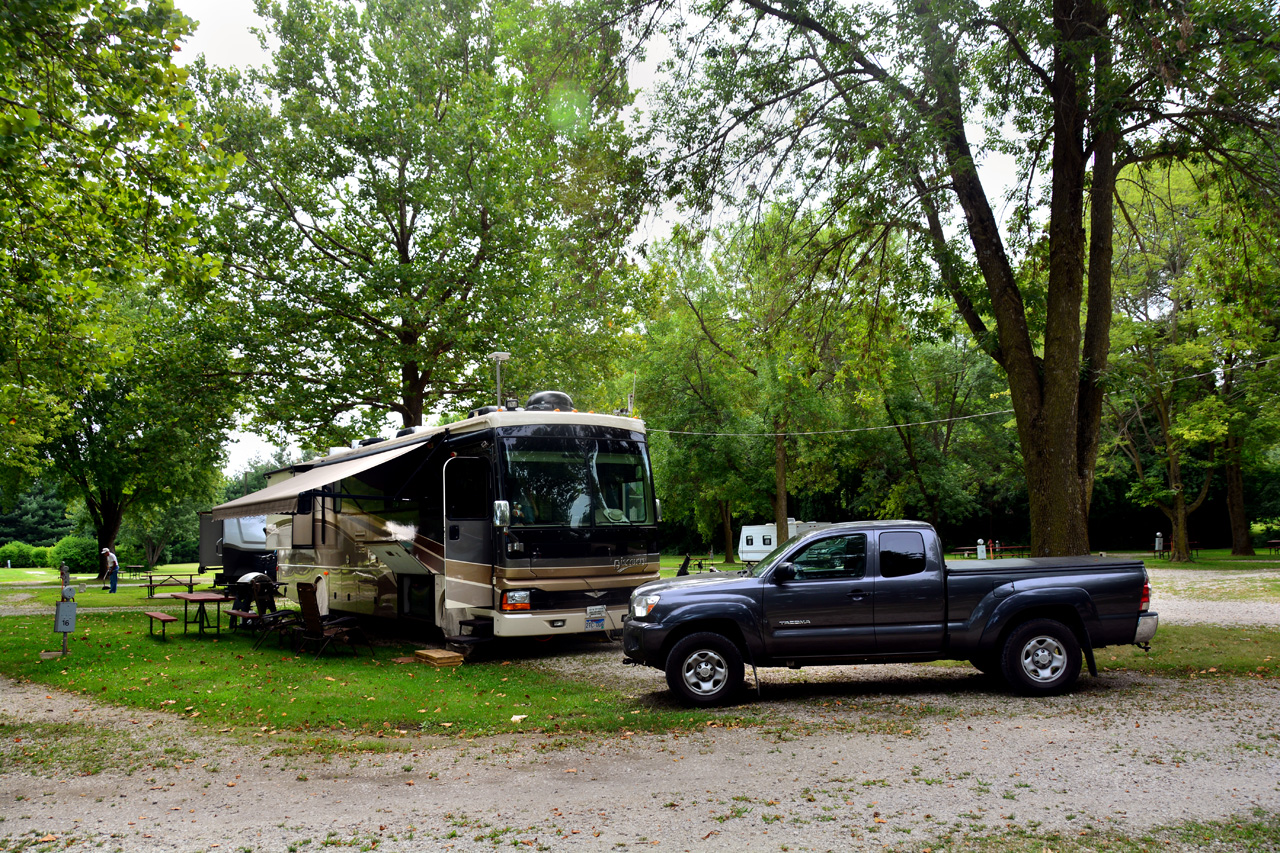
[772,562,795,583]
[493,500,511,528]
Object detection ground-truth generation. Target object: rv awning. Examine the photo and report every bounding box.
[211,442,421,520]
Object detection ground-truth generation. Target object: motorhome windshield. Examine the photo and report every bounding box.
[502,437,653,528]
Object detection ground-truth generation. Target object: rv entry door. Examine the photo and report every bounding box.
[442,456,495,611]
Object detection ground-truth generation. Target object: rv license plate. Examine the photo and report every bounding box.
[585,618,605,631]
[586,605,606,619]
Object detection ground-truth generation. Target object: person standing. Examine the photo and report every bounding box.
[102,547,119,593]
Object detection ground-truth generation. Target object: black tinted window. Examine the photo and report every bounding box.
[445,457,490,519]
[880,531,927,578]
[790,534,867,580]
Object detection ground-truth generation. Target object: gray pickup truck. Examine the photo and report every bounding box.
[622,520,1157,705]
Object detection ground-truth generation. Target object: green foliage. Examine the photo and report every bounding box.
[195,0,649,450]
[1103,160,1280,555]
[0,541,38,568]
[607,0,1280,554]
[49,535,99,574]
[0,480,72,546]
[0,0,231,471]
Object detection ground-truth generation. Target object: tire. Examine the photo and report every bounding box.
[1000,618,1082,696]
[665,632,744,706]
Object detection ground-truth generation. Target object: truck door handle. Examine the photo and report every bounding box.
[847,589,869,601]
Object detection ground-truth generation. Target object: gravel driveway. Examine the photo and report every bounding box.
[2,586,1277,852]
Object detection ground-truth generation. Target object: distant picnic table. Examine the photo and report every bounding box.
[146,573,199,597]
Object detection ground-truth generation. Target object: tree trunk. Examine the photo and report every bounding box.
[1224,436,1256,556]
[772,423,789,543]
[719,500,737,564]
[922,0,1102,557]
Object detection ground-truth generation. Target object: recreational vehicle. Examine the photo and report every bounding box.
[197,512,276,581]
[738,519,833,563]
[211,392,661,644]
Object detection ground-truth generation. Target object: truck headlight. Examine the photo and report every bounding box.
[632,592,660,619]
[502,589,531,611]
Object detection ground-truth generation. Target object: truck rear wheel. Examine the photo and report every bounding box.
[665,632,743,706]
[1001,618,1082,695]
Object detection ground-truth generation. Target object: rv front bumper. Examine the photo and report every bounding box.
[488,605,628,637]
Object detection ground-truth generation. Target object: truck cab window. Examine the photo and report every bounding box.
[880,531,927,578]
[789,534,866,580]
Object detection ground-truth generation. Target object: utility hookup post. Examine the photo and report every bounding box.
[977,538,987,560]
[44,585,77,660]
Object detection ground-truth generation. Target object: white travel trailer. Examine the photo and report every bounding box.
[211,392,661,644]
[738,519,833,563]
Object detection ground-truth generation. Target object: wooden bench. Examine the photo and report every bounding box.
[145,574,198,597]
[226,609,261,632]
[144,611,178,638]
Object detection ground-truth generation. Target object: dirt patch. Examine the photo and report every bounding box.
[3,653,1278,852]
[2,576,1278,851]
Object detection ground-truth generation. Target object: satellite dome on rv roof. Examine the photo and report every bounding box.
[525,390,573,411]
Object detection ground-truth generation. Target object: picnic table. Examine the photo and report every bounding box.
[170,591,233,635]
[145,573,199,597]
[1266,540,1280,555]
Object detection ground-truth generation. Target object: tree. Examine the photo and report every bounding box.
[613,0,1280,554]
[1105,161,1280,560]
[41,291,236,572]
[1,0,229,471]
[0,479,72,546]
[874,335,1020,530]
[195,0,648,450]
[637,212,885,551]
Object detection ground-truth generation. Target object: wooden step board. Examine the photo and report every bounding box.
[414,648,465,667]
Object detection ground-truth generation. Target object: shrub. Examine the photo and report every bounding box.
[31,546,49,567]
[50,536,99,574]
[0,541,38,568]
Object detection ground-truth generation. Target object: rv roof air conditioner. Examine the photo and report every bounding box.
[525,390,573,411]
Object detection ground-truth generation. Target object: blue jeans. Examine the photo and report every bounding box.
[109,570,117,593]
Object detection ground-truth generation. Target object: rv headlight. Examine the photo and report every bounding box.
[632,592,660,619]
[502,589,531,611]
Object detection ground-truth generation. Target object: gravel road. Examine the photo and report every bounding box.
[2,586,1278,852]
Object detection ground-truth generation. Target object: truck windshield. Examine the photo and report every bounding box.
[502,437,654,528]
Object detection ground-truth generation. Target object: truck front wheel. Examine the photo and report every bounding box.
[1001,619,1082,696]
[665,632,744,706]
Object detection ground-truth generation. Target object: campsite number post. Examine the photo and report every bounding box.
[53,587,76,657]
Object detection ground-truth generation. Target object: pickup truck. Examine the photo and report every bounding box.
[622,520,1158,705]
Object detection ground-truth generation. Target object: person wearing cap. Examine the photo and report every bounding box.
[101,547,119,593]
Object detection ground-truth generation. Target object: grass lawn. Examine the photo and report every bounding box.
[0,607,758,749]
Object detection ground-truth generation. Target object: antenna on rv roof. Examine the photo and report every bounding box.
[489,351,511,408]
[628,375,637,415]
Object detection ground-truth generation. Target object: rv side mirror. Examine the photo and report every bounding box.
[493,500,511,528]
[772,562,796,583]
[655,499,662,523]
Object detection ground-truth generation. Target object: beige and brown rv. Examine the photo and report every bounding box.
[211,393,660,646]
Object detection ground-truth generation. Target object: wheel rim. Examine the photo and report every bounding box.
[1019,635,1066,683]
[681,649,728,696]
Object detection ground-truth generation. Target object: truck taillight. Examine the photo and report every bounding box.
[1140,580,1150,612]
